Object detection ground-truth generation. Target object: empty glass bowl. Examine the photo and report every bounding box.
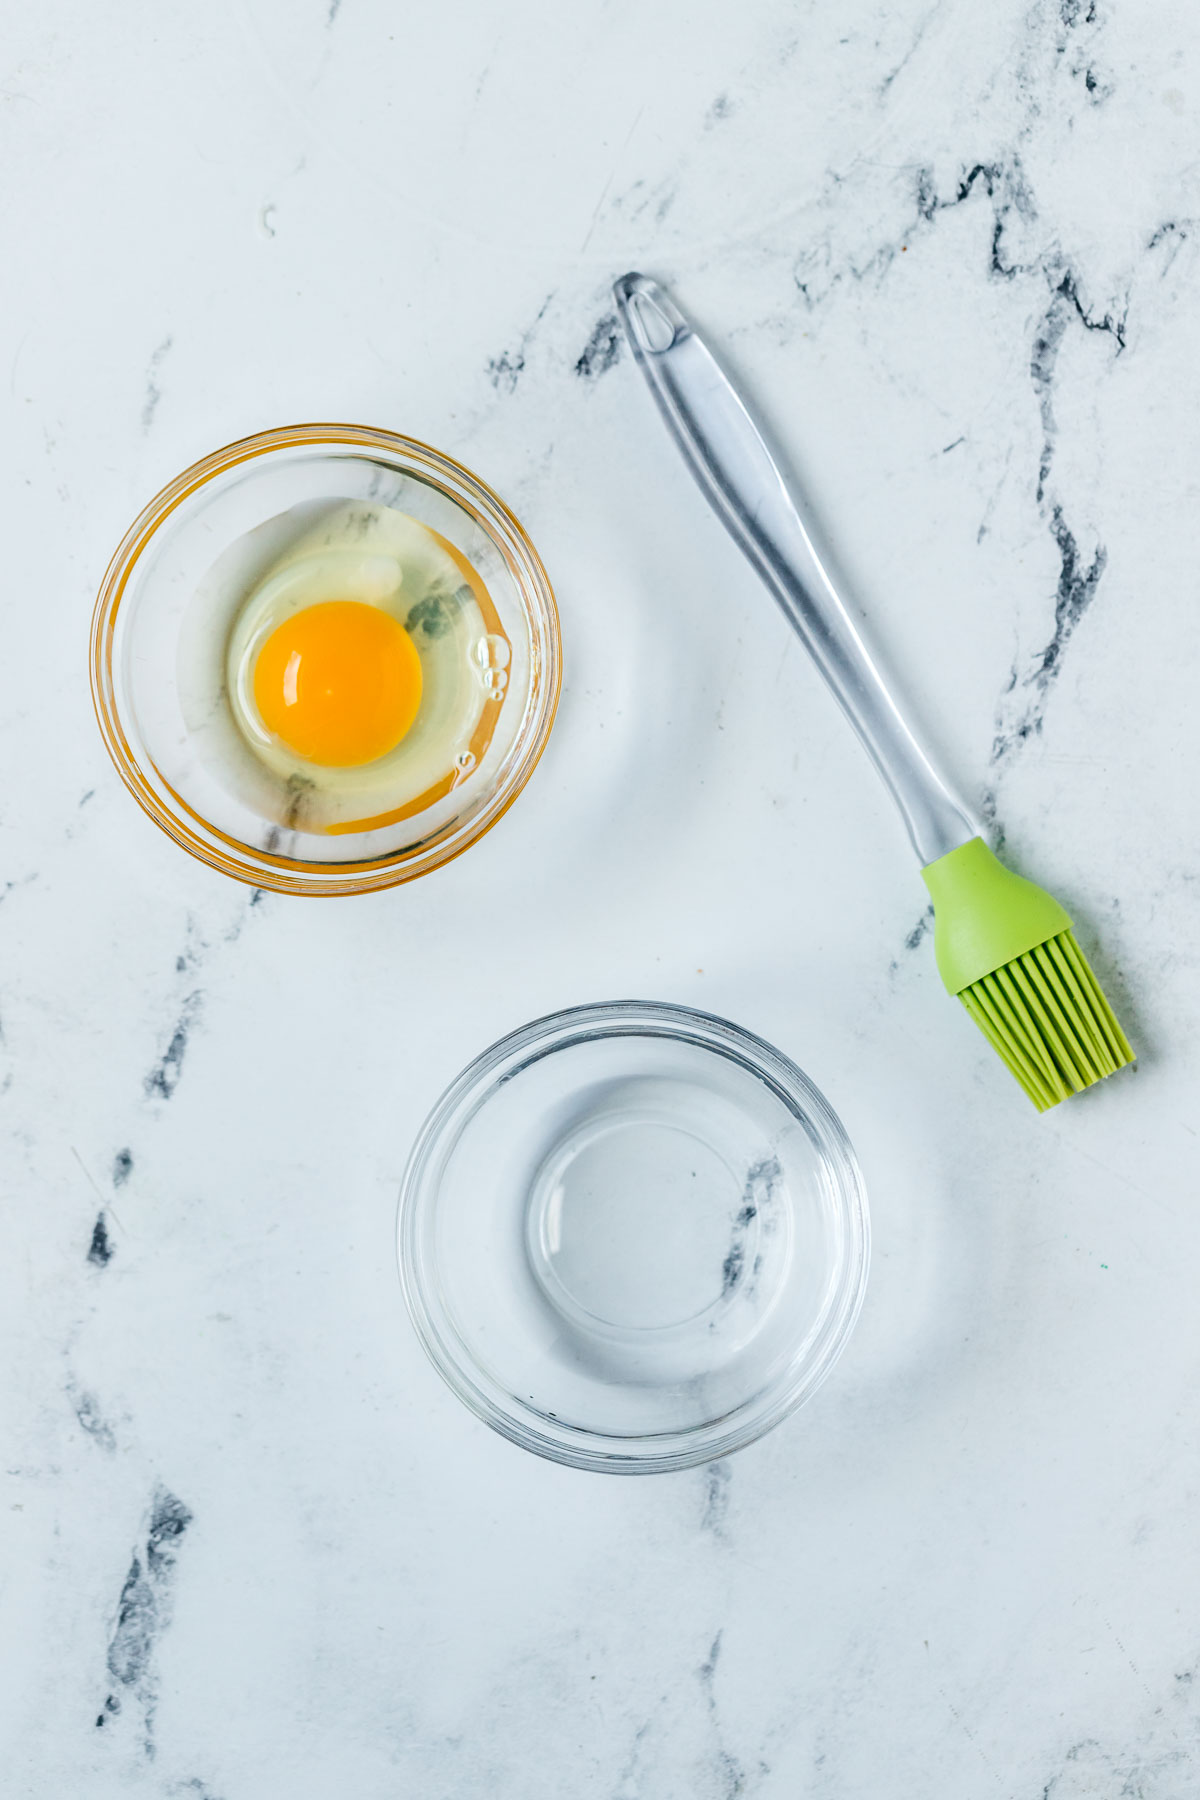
[398,1002,869,1473]
[90,425,560,895]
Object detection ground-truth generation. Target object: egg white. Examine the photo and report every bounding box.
[176,500,508,836]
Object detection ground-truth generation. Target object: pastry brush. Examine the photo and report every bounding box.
[614,272,1134,1111]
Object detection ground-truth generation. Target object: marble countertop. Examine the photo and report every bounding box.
[4,1,1200,1794]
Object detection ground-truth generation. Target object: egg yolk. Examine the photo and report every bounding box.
[253,600,423,768]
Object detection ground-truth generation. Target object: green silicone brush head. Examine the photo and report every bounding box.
[921,838,1135,1112]
[957,931,1134,1111]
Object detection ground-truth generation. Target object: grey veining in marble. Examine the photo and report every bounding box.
[3,1,1200,1796]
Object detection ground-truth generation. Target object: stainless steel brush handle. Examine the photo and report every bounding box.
[614,272,978,867]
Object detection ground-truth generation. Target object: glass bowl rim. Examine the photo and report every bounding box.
[397,998,871,1474]
[90,422,562,896]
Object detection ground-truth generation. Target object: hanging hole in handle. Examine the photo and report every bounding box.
[614,272,687,355]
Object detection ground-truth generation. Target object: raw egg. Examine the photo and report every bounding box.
[203,500,511,838]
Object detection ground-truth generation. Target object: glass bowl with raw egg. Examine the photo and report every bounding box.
[91,425,560,894]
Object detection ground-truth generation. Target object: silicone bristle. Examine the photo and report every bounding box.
[958,930,1135,1111]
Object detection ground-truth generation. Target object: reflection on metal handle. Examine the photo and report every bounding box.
[614,272,977,868]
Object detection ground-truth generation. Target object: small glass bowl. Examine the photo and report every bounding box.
[399,1001,869,1473]
[90,425,561,895]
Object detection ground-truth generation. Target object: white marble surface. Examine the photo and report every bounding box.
[3,0,1200,1793]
